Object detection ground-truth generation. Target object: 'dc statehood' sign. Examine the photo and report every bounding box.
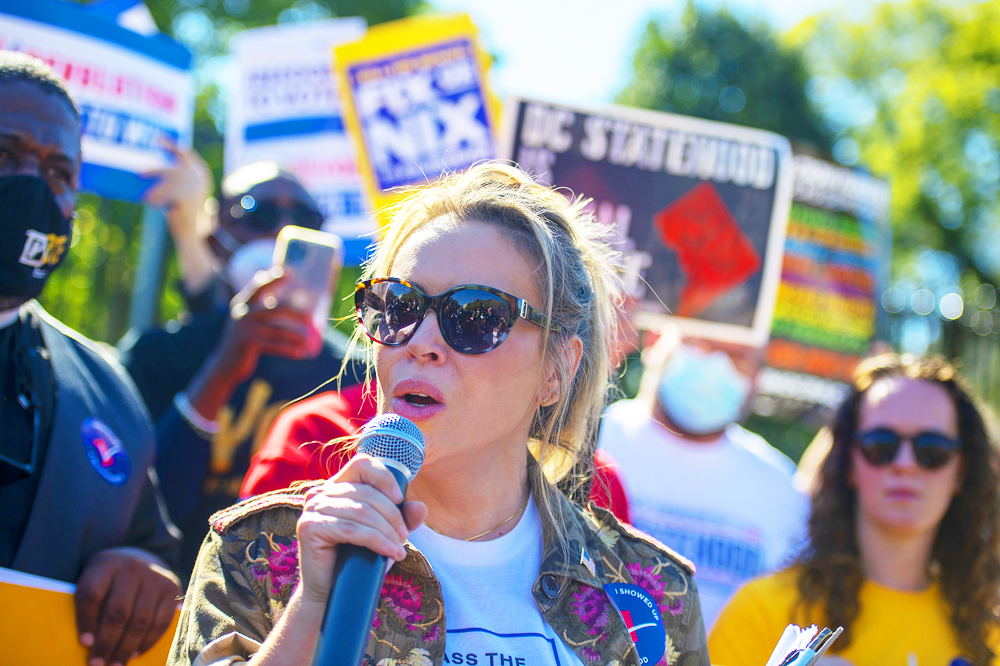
[500,98,794,347]
[0,0,193,203]
[334,13,499,215]
[227,19,373,264]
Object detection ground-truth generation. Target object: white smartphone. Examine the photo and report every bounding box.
[272,226,344,328]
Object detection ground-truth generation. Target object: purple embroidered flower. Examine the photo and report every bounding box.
[626,563,665,600]
[627,562,684,622]
[570,585,612,637]
[422,626,441,643]
[580,646,601,664]
[380,575,425,630]
[251,539,300,596]
[269,542,300,590]
[664,597,684,617]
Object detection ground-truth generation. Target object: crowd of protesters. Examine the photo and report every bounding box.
[3,49,1000,666]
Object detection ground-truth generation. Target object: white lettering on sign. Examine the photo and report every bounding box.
[244,65,338,119]
[793,153,890,221]
[519,104,575,154]
[353,41,494,190]
[524,102,779,191]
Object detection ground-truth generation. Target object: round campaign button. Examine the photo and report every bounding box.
[603,583,666,666]
[82,417,130,486]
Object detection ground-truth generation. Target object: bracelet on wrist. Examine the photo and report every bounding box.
[173,391,219,441]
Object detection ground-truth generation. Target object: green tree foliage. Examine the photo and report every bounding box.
[617,2,831,153]
[789,0,1000,408]
[43,1,419,343]
[788,0,1000,286]
[39,196,187,344]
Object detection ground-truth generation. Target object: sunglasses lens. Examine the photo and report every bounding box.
[290,203,324,229]
[913,433,960,470]
[857,429,902,466]
[243,201,323,231]
[359,281,424,345]
[441,289,515,354]
[244,201,280,231]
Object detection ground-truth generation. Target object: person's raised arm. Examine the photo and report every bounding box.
[181,269,319,425]
[153,270,319,524]
[141,143,217,297]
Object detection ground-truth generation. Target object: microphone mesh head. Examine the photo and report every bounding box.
[358,414,425,479]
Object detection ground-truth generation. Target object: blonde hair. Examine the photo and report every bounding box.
[350,162,623,544]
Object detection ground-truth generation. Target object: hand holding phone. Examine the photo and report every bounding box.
[272,226,344,329]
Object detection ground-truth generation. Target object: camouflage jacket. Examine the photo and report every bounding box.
[167,486,709,666]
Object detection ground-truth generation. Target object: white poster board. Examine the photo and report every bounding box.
[226,19,372,264]
[0,0,193,203]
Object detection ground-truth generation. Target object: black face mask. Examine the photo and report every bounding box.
[0,176,73,301]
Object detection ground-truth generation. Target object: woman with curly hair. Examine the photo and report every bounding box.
[167,163,710,666]
[709,353,1000,666]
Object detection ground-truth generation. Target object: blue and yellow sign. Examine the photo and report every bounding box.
[333,14,499,216]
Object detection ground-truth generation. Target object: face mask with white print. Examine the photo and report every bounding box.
[224,237,277,292]
[656,343,752,436]
[0,175,73,301]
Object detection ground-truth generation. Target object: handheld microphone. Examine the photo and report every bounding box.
[310,414,425,666]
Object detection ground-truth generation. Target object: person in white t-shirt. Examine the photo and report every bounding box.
[170,164,712,666]
[598,328,808,629]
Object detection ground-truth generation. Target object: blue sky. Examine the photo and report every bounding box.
[430,0,900,108]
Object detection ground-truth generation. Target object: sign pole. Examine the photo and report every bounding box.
[128,205,168,331]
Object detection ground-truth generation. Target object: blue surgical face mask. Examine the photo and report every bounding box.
[656,343,752,436]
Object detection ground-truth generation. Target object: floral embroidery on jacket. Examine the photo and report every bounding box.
[627,563,665,599]
[660,634,678,666]
[585,512,621,549]
[372,574,443,638]
[570,584,613,638]
[566,583,616,663]
[664,597,684,617]
[247,534,299,598]
[379,575,425,630]
[376,647,433,666]
[627,561,687,619]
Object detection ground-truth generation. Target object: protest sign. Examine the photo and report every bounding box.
[500,97,794,347]
[333,14,499,215]
[0,0,193,203]
[227,19,373,263]
[757,154,891,408]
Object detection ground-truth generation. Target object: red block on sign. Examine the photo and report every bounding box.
[653,182,762,317]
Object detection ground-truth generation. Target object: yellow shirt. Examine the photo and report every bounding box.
[708,568,995,666]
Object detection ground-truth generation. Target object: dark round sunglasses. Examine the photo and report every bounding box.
[229,195,324,232]
[355,277,562,355]
[855,427,961,470]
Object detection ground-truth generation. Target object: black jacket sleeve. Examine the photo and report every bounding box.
[122,467,182,570]
[153,404,212,528]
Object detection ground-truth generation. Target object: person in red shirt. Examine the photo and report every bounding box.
[241,381,631,523]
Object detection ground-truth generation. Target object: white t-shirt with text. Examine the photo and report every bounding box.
[407,496,585,666]
[597,399,808,629]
